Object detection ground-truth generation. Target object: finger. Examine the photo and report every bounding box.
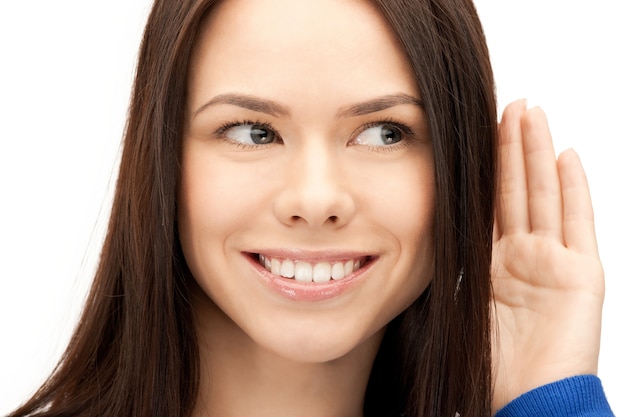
[497,99,530,234]
[521,107,563,238]
[558,149,599,255]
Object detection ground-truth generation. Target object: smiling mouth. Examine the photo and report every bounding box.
[254,253,373,283]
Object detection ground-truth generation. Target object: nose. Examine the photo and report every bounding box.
[273,142,356,229]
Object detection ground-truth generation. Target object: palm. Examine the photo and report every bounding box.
[491,100,604,410]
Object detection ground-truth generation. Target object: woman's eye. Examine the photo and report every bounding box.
[224,124,277,145]
[354,124,403,146]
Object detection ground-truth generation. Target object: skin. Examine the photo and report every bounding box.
[179,1,434,416]
[492,101,604,410]
[178,0,605,415]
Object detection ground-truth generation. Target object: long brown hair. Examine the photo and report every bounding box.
[8,0,497,416]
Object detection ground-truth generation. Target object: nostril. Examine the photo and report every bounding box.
[328,215,338,223]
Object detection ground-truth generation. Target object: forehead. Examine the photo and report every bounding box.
[187,0,418,108]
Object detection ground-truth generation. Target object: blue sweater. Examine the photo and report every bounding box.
[495,375,614,417]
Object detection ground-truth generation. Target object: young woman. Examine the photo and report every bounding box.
[7,0,614,416]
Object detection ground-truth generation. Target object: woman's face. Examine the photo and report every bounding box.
[179,0,435,362]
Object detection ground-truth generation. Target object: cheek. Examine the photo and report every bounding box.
[178,151,268,243]
[367,155,435,249]
[177,150,260,280]
[385,183,434,244]
[388,156,435,289]
[357,153,436,314]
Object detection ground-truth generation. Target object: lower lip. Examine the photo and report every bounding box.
[246,255,374,302]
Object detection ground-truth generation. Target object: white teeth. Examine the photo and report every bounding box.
[259,255,367,282]
[271,258,281,275]
[331,262,345,280]
[344,259,354,275]
[280,259,295,278]
[313,262,331,283]
[294,262,313,282]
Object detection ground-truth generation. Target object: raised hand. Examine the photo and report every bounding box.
[491,99,605,411]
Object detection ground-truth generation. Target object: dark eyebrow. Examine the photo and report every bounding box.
[336,93,423,118]
[191,92,422,119]
[192,93,291,118]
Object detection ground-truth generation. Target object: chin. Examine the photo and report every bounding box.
[243,312,389,365]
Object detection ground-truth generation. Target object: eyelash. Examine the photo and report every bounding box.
[354,118,416,153]
[214,119,282,150]
[213,118,416,151]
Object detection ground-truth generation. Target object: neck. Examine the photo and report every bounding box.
[190,293,383,417]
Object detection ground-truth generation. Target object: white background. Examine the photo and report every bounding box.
[0,1,624,414]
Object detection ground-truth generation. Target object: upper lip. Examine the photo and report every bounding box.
[246,249,375,263]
